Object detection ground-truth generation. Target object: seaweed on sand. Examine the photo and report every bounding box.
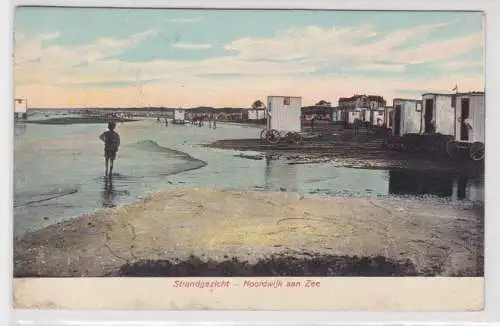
[112,253,419,277]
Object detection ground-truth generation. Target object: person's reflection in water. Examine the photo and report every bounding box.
[264,154,272,190]
[101,175,117,208]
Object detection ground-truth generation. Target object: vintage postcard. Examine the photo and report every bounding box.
[12,7,485,311]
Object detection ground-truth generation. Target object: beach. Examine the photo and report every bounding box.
[14,188,483,277]
[13,116,484,277]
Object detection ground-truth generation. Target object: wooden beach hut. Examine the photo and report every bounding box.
[14,98,28,120]
[445,92,485,161]
[421,93,455,135]
[384,106,394,129]
[266,96,302,132]
[391,99,422,136]
[260,96,303,144]
[173,108,186,124]
[369,109,385,127]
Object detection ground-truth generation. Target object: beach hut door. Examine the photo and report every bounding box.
[460,98,470,141]
[424,99,434,133]
[394,105,402,136]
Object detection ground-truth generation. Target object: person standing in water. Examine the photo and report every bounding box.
[99,121,120,176]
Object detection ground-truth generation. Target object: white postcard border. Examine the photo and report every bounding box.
[3,0,499,324]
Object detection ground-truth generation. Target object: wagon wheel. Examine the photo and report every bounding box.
[260,129,269,141]
[265,129,281,144]
[469,142,485,161]
[286,132,303,144]
[445,140,458,157]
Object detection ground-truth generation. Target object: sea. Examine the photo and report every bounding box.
[13,110,484,237]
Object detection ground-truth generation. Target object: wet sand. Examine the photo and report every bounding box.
[14,188,483,277]
[207,123,484,176]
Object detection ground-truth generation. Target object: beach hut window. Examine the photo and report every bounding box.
[283,97,291,105]
[416,102,422,112]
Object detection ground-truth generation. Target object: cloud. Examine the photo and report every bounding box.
[391,32,483,65]
[14,29,157,68]
[440,60,483,70]
[13,18,484,108]
[171,42,212,50]
[223,20,474,68]
[347,63,407,73]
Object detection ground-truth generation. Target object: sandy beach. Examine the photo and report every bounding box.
[14,188,483,278]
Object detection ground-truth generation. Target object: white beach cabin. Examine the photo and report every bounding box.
[331,107,342,122]
[174,108,186,121]
[453,92,485,144]
[343,108,363,125]
[421,93,455,135]
[266,96,302,132]
[392,99,422,136]
[384,106,394,129]
[370,109,385,126]
[14,98,28,119]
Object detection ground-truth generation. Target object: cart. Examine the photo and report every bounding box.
[260,96,304,145]
[383,133,454,153]
[445,140,485,161]
[260,128,303,144]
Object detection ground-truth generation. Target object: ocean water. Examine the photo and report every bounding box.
[13,117,484,237]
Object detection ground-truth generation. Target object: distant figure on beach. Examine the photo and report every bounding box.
[99,121,120,176]
[353,118,361,137]
[165,118,168,127]
[157,116,160,123]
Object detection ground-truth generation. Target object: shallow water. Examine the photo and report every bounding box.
[13,116,484,237]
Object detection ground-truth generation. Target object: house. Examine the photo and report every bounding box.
[391,99,422,136]
[247,109,266,120]
[301,105,333,121]
[267,96,302,132]
[338,94,386,125]
[338,94,386,110]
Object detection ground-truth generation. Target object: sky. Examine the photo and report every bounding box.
[13,7,485,108]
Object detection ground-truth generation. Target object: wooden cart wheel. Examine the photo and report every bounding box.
[266,129,281,144]
[446,140,458,157]
[469,142,485,161]
[260,129,268,141]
